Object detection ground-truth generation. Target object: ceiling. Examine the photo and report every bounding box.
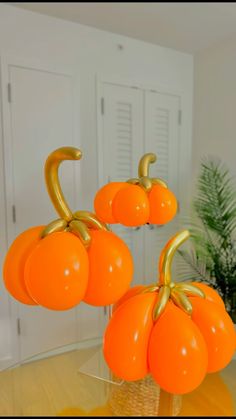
[9,2,236,53]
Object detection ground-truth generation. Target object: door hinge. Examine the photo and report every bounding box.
[104,305,112,318]
[17,318,21,336]
[101,97,104,115]
[178,109,182,125]
[7,83,12,103]
[12,205,16,223]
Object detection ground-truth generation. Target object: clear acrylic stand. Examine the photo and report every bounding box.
[76,306,182,416]
[77,305,123,386]
[78,344,124,386]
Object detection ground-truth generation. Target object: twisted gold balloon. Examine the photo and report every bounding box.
[45,147,81,221]
[127,152,167,191]
[159,230,190,286]
[138,153,157,178]
[41,147,108,245]
[152,229,205,321]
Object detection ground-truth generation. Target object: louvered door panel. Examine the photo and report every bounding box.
[144,91,180,282]
[113,102,132,180]
[101,83,145,285]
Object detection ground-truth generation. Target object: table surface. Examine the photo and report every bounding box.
[0,339,235,416]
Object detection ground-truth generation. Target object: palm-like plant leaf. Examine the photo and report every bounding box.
[178,158,236,320]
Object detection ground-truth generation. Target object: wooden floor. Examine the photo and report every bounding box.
[0,345,235,416]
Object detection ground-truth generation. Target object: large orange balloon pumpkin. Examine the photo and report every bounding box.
[3,147,133,310]
[103,230,236,395]
[94,153,177,227]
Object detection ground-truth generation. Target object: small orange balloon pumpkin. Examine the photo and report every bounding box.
[103,230,235,395]
[3,147,133,310]
[94,153,177,227]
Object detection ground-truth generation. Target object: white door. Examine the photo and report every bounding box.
[144,91,181,283]
[99,83,145,288]
[5,65,80,360]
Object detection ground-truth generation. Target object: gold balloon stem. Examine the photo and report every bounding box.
[127,152,167,191]
[152,229,205,321]
[45,147,82,221]
[138,153,157,178]
[42,146,109,244]
[159,230,190,286]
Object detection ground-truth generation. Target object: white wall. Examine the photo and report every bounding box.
[0,4,193,206]
[0,4,193,364]
[193,34,236,187]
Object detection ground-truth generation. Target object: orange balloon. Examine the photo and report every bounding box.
[83,230,133,306]
[103,293,156,381]
[191,282,225,309]
[94,182,127,224]
[190,298,235,373]
[112,185,149,227]
[112,284,146,313]
[148,303,208,394]
[3,226,44,305]
[148,184,177,225]
[24,231,89,310]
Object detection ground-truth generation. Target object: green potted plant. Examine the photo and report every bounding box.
[177,158,236,323]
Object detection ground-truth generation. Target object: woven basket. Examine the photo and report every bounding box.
[108,374,182,417]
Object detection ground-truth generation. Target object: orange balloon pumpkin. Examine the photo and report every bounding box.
[83,229,133,306]
[104,292,156,381]
[113,184,150,227]
[148,302,208,394]
[189,297,235,373]
[3,147,134,310]
[103,230,236,395]
[191,282,225,308]
[112,284,146,313]
[94,153,177,227]
[24,231,89,310]
[3,226,44,305]
[94,182,127,223]
[148,184,178,225]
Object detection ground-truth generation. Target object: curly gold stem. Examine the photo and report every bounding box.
[159,230,190,286]
[126,178,140,185]
[142,285,159,294]
[151,178,168,189]
[139,176,153,191]
[69,220,91,247]
[150,230,206,321]
[153,285,171,321]
[138,153,157,178]
[40,219,68,238]
[175,282,205,298]
[45,147,82,222]
[73,211,109,231]
[171,289,193,315]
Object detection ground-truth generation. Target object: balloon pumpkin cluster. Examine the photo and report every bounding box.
[3,147,133,310]
[94,153,178,227]
[103,230,236,395]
